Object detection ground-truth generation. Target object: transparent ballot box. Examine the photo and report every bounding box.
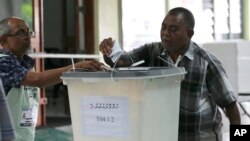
[61,67,186,141]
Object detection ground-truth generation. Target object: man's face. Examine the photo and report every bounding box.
[160,14,191,54]
[5,18,32,55]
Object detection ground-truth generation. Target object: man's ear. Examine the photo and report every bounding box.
[0,35,7,45]
[187,29,194,39]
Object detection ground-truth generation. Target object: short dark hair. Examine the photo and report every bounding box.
[168,7,195,29]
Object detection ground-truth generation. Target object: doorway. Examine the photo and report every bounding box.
[43,0,95,126]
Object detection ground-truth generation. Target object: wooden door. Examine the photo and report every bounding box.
[32,0,46,127]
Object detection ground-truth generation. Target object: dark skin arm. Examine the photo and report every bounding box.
[224,101,241,124]
[22,60,104,87]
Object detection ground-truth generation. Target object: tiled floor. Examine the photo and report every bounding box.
[35,126,73,141]
[35,113,250,141]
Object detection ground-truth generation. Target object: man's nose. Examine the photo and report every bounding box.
[162,30,170,38]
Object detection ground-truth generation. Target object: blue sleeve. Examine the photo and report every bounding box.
[0,56,29,88]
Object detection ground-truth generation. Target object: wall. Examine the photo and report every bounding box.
[95,0,121,54]
[243,0,250,40]
[0,0,21,19]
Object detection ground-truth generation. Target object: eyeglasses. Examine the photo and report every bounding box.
[5,29,35,38]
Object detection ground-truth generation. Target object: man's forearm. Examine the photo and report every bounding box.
[103,55,132,68]
[225,102,241,124]
[103,55,115,67]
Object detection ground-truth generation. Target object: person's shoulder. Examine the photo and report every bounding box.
[193,42,222,64]
[0,50,15,62]
[23,54,35,67]
[23,54,33,61]
[0,52,11,61]
[0,49,13,57]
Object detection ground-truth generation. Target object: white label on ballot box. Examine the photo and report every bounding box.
[81,96,130,137]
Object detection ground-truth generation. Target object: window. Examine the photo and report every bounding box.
[121,0,243,48]
[121,0,166,51]
[204,0,242,41]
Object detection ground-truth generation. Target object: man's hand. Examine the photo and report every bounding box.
[74,60,104,71]
[99,37,114,56]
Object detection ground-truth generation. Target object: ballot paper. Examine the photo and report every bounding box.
[108,40,123,63]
